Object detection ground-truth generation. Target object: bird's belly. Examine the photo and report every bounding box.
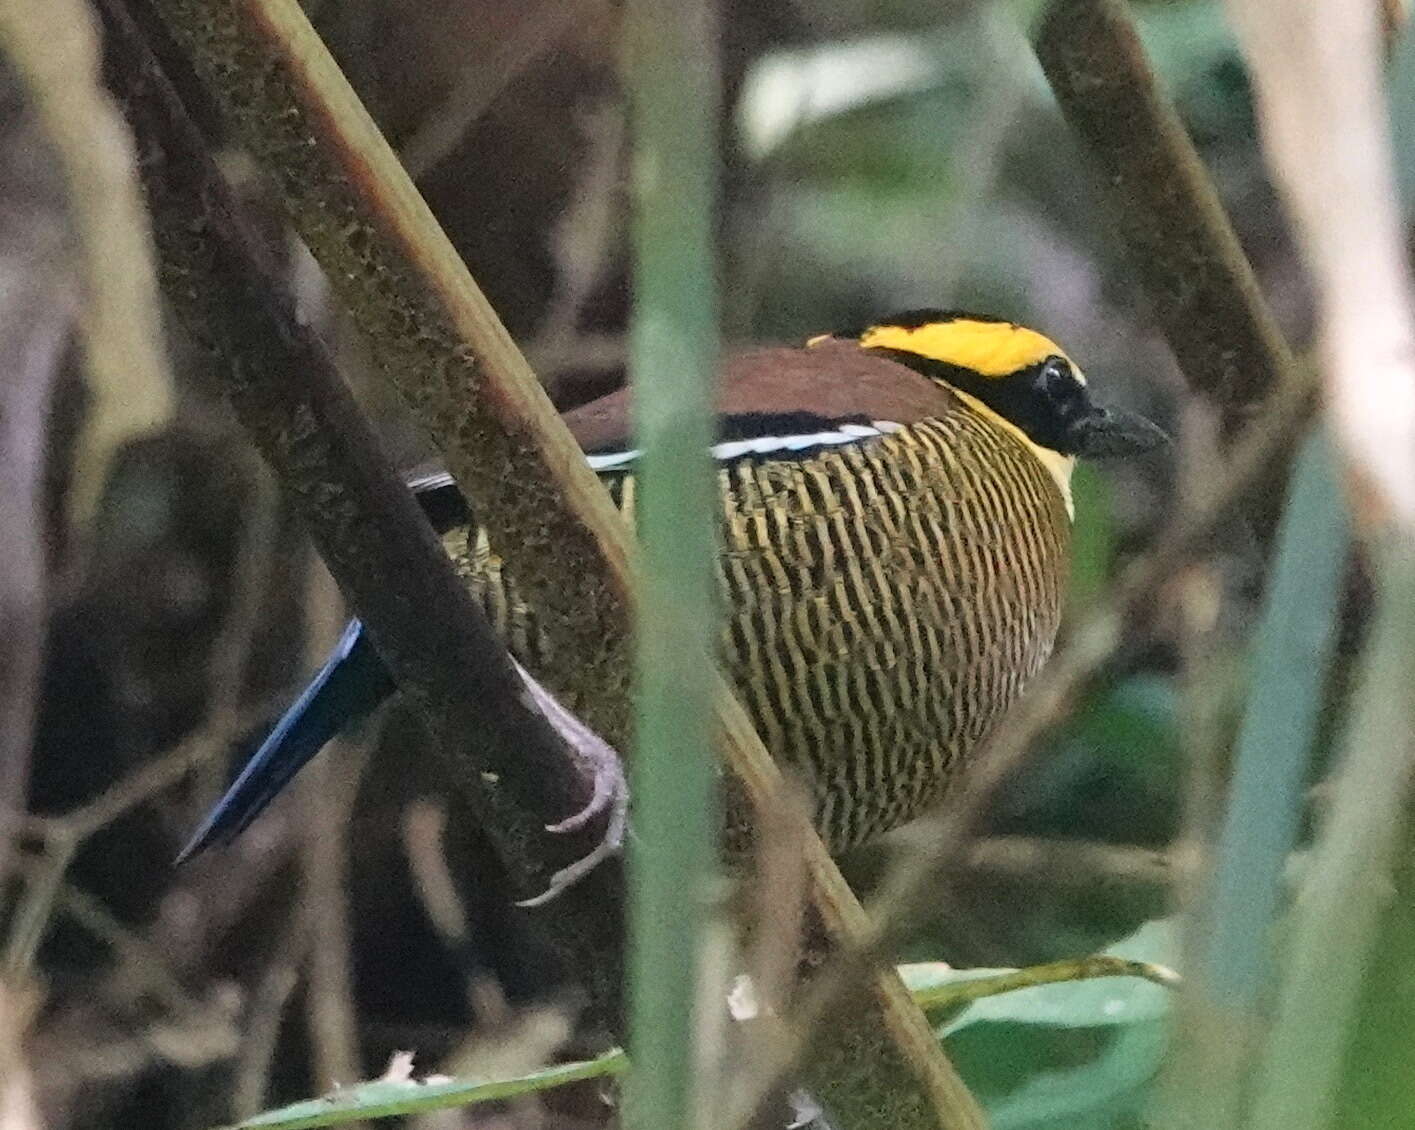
[442,422,1069,855]
[720,529,1060,851]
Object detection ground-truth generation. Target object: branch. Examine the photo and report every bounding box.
[138,0,638,747]
[0,172,68,894]
[98,0,627,1033]
[1034,0,1300,420]
[131,0,985,1123]
[1227,0,1415,535]
[0,0,173,525]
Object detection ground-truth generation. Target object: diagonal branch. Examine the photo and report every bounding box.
[97,0,627,1033]
[136,0,638,747]
[129,0,986,1124]
[1034,0,1300,420]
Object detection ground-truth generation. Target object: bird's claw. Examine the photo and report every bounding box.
[511,659,629,908]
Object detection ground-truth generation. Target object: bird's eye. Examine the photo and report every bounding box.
[1038,356,1073,396]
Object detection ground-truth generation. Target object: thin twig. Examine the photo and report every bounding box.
[0,982,42,1130]
[0,81,71,903]
[30,702,270,844]
[909,956,1180,1016]
[400,801,469,952]
[2,838,74,976]
[299,568,364,1097]
[398,0,590,180]
[6,701,269,979]
[961,835,1178,892]
[191,451,278,811]
[48,875,212,1019]
[232,912,310,1121]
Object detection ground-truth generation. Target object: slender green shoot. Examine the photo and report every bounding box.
[1200,428,1348,1001]
[1248,542,1415,1130]
[220,955,1176,1130]
[622,3,721,1130]
[222,1052,628,1130]
[1166,428,1348,1127]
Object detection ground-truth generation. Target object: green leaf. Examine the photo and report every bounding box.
[911,920,1177,1129]
[225,1052,626,1130]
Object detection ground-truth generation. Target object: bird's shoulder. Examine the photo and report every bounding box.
[406,338,967,531]
[563,338,957,455]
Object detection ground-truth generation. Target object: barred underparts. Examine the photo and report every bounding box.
[441,403,1070,855]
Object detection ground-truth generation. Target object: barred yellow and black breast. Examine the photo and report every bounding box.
[439,398,1070,855]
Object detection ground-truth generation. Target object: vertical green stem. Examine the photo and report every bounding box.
[623,3,721,1130]
[1247,542,1415,1130]
[1162,428,1349,1129]
[1202,432,1348,1003]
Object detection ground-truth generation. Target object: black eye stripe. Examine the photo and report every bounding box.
[864,347,1088,455]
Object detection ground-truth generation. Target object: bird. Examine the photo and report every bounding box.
[177,309,1166,863]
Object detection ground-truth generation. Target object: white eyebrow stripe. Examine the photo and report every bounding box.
[587,420,903,469]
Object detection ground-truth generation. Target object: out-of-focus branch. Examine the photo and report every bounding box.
[298,569,363,1096]
[398,0,592,180]
[1034,0,1300,420]
[1225,1,1415,1126]
[133,1,986,1119]
[962,835,1178,892]
[191,449,277,810]
[98,0,627,1033]
[0,0,173,525]
[232,912,308,1121]
[0,78,71,896]
[0,256,67,897]
[1228,0,1415,537]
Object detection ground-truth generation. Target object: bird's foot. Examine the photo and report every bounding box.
[511,659,629,908]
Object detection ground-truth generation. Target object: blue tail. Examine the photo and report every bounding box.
[176,618,395,863]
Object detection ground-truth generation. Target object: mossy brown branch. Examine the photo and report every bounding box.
[98,0,626,1033]
[136,0,636,745]
[1035,0,1299,420]
[130,0,986,1125]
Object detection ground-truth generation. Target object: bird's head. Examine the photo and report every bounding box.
[835,309,1169,462]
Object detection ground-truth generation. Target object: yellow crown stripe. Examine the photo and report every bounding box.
[859,319,1072,381]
